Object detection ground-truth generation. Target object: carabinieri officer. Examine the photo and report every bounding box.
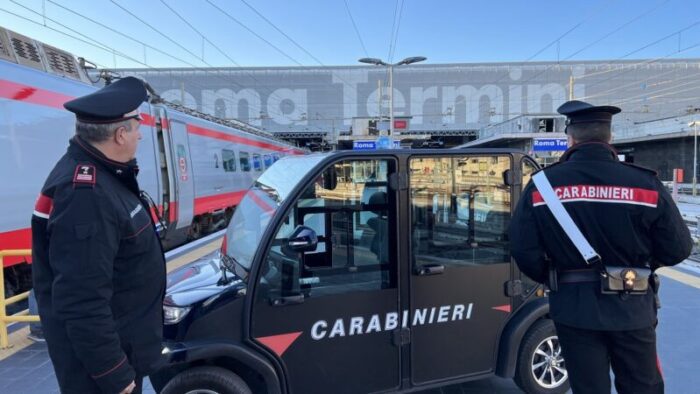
[32,77,166,394]
[510,100,692,394]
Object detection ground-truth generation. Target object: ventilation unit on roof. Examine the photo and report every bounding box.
[0,28,16,63]
[42,43,85,82]
[7,30,44,71]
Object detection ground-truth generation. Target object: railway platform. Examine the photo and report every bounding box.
[1,229,700,393]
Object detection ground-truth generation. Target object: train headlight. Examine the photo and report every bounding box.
[163,305,192,325]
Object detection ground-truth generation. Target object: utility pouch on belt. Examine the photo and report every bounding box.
[601,266,651,295]
[532,172,650,296]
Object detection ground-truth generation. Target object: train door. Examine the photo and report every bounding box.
[407,154,514,384]
[250,157,400,394]
[169,119,195,229]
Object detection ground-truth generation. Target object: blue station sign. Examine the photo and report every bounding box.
[353,139,401,150]
[533,138,568,152]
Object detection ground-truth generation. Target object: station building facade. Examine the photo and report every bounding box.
[122,59,700,180]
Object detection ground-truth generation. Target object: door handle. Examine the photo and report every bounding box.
[415,264,445,276]
[270,294,305,306]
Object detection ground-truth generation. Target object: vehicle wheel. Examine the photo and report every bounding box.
[161,366,252,394]
[514,319,569,394]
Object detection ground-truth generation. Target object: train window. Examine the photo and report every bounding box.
[222,149,236,172]
[263,154,273,169]
[409,156,511,267]
[252,154,262,171]
[272,153,280,163]
[240,152,251,172]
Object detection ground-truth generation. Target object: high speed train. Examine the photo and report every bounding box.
[0,26,303,296]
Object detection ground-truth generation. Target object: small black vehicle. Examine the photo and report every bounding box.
[151,149,569,394]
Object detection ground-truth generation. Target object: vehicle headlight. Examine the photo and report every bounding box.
[163,305,191,325]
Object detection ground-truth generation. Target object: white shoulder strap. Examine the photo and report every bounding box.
[531,171,601,265]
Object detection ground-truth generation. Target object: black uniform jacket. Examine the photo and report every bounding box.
[510,142,692,331]
[31,137,166,393]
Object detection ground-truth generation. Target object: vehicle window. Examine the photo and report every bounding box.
[522,157,538,189]
[258,159,396,303]
[272,153,280,163]
[239,151,251,172]
[410,156,511,267]
[253,154,262,171]
[263,154,273,169]
[222,149,236,172]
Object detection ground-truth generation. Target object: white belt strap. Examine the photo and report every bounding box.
[532,171,601,265]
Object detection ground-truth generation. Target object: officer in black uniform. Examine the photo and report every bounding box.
[510,100,692,394]
[31,77,166,394]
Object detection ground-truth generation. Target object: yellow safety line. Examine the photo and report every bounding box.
[166,239,222,273]
[0,239,222,359]
[657,266,700,290]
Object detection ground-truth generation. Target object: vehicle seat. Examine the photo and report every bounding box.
[366,191,388,263]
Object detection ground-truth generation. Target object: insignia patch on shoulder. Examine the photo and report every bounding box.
[73,164,96,186]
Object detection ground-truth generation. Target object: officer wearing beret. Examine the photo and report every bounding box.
[32,77,166,394]
[510,100,692,393]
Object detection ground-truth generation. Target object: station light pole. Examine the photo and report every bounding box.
[690,120,699,196]
[358,56,427,136]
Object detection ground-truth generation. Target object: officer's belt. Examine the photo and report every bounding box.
[558,269,600,284]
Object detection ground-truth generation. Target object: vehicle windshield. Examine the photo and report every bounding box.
[223,154,327,274]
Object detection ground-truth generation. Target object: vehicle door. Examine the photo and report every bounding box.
[408,154,514,384]
[169,119,195,229]
[250,156,401,394]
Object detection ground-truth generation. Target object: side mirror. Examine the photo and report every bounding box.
[285,225,318,253]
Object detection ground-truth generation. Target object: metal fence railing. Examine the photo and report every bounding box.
[0,249,39,349]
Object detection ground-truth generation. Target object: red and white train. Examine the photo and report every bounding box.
[0,26,303,295]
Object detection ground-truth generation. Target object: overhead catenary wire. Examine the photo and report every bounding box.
[234,0,369,97]
[39,0,281,118]
[203,0,304,66]
[343,0,370,58]
[156,0,291,108]
[578,39,700,100]
[577,19,700,81]
[107,0,291,119]
[512,0,672,89]
[451,0,616,112]
[5,2,286,123]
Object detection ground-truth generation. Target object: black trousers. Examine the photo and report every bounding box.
[554,322,664,394]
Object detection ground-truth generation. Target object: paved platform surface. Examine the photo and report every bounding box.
[2,256,698,393]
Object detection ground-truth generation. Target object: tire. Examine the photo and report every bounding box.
[161,366,252,394]
[514,319,570,394]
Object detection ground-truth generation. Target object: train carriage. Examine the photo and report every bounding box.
[0,26,302,296]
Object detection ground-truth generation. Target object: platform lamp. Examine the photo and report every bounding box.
[358,56,427,136]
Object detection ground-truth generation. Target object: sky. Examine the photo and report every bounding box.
[1,0,700,69]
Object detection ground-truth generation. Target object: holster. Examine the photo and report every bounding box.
[650,272,661,309]
[600,266,651,295]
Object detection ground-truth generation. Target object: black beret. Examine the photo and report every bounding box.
[64,76,147,124]
[557,100,621,125]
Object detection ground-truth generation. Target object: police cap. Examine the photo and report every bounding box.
[557,100,621,126]
[64,76,147,124]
